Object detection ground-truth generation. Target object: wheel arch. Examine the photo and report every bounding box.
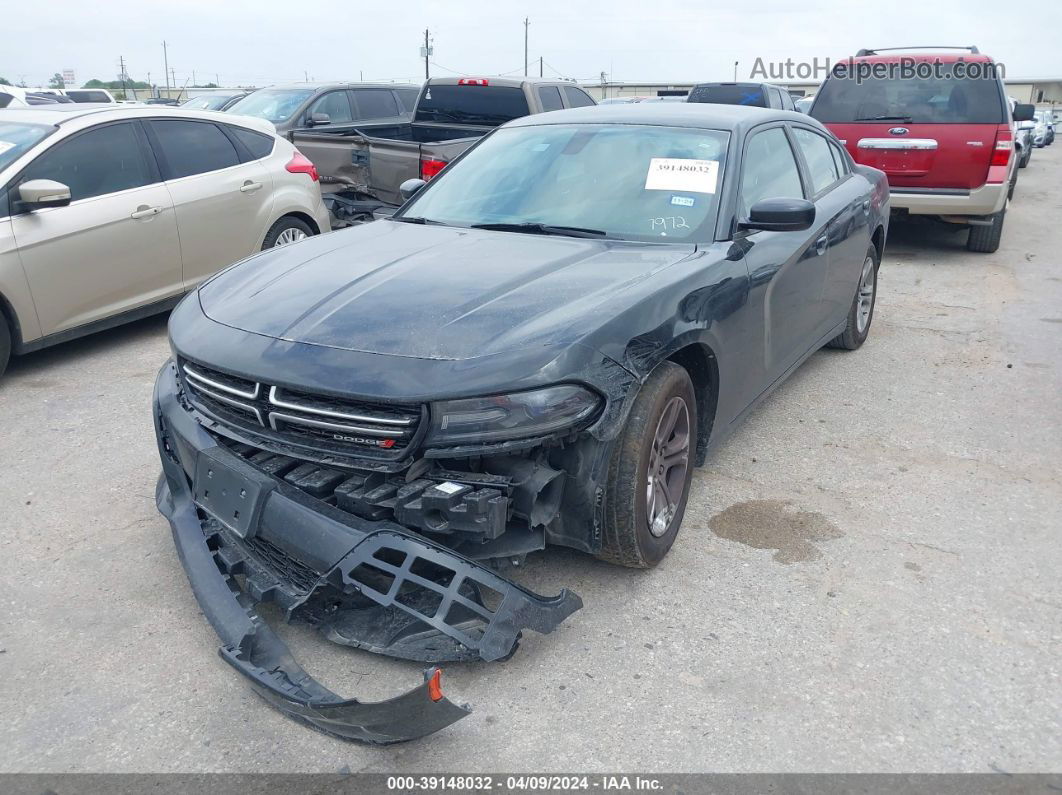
[0,289,24,352]
[274,210,321,235]
[665,342,719,466]
[870,224,886,264]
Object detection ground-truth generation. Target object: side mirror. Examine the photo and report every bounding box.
[1012,103,1035,122]
[739,197,816,233]
[19,179,72,210]
[399,178,427,201]
[306,112,330,127]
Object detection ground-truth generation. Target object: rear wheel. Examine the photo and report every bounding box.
[598,362,697,568]
[826,245,878,351]
[0,318,11,381]
[966,209,1005,253]
[262,216,314,250]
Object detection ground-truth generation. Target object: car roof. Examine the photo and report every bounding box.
[258,82,420,91]
[505,103,819,134]
[426,76,579,88]
[691,81,788,89]
[0,104,277,135]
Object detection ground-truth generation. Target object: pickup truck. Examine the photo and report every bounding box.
[292,76,598,210]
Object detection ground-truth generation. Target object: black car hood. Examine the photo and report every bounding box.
[199,221,696,361]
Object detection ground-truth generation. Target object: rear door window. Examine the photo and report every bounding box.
[352,89,399,119]
[147,120,240,179]
[792,128,841,194]
[20,122,152,202]
[812,65,1006,124]
[227,126,275,160]
[537,85,564,111]
[562,86,596,108]
[307,91,353,124]
[415,85,530,125]
[689,84,767,107]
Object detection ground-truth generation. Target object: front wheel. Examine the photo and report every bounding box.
[262,216,314,250]
[598,362,697,568]
[826,245,878,351]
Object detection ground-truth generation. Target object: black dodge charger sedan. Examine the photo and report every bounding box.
[153,103,888,742]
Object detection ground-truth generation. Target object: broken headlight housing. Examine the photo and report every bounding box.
[426,385,601,446]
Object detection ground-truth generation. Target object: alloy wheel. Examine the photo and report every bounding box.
[645,396,691,537]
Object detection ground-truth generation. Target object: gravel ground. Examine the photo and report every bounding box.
[1,145,1059,773]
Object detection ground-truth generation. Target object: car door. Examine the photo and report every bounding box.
[9,120,182,336]
[790,125,870,333]
[736,124,827,382]
[144,118,274,288]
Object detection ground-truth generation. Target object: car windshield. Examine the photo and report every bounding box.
[180,94,236,110]
[0,122,53,171]
[401,123,729,243]
[227,89,314,122]
[812,66,1006,123]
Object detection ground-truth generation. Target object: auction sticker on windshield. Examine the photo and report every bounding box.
[644,158,719,193]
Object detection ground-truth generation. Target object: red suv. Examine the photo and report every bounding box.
[811,46,1035,253]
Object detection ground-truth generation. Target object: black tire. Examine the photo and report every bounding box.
[598,362,697,568]
[826,244,879,351]
[966,210,1005,254]
[261,216,314,250]
[1008,173,1017,200]
[1019,150,1030,169]
[0,317,10,381]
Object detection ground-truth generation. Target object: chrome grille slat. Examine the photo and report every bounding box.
[182,363,259,400]
[268,386,415,426]
[188,382,263,424]
[268,411,410,438]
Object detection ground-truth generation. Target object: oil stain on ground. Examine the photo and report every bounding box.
[708,500,843,563]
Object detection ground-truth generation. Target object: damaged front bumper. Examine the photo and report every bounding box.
[153,362,582,742]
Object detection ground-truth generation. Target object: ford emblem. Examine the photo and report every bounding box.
[889,127,909,136]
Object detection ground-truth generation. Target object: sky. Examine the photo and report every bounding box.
[4,0,1061,89]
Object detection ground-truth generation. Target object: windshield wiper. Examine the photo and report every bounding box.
[470,222,607,239]
[855,114,914,122]
[391,216,444,225]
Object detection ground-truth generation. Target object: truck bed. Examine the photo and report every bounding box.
[292,122,490,206]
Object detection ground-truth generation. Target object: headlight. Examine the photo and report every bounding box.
[426,385,601,445]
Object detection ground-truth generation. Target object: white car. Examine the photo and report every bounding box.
[0,104,330,377]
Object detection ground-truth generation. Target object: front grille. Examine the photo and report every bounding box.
[179,360,423,459]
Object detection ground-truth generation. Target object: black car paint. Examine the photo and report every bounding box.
[155,104,888,741]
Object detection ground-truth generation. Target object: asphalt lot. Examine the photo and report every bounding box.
[1,145,1060,774]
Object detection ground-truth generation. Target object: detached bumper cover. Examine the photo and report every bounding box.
[153,362,582,742]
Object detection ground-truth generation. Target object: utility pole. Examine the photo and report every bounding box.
[118,55,127,99]
[600,70,607,99]
[524,18,529,76]
[539,56,543,78]
[304,70,308,82]
[733,60,739,81]
[163,41,170,95]
[423,28,430,80]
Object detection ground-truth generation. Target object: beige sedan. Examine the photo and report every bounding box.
[0,105,331,378]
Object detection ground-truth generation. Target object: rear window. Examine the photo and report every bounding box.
[688,84,767,107]
[812,65,1006,124]
[395,88,419,113]
[415,85,530,125]
[66,90,112,103]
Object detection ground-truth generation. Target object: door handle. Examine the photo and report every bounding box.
[815,235,828,255]
[240,181,263,193]
[130,205,162,220]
